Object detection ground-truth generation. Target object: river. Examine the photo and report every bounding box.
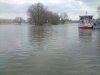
[0,23,100,75]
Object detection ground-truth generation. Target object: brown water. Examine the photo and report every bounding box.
[0,23,100,75]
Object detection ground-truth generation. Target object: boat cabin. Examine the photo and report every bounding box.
[79,16,93,24]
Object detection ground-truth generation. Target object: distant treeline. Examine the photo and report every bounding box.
[71,20,80,23]
[0,17,25,24]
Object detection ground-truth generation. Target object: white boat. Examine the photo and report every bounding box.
[79,15,93,29]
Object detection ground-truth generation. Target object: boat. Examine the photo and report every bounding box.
[79,15,93,29]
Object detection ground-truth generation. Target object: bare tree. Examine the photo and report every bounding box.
[28,3,47,25]
[45,11,60,24]
[50,13,60,24]
[60,13,68,24]
[28,3,60,25]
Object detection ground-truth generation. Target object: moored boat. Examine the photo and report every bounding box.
[79,15,93,29]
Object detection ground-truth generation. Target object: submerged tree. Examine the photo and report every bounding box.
[28,3,60,25]
[46,11,60,24]
[28,3,47,25]
[60,13,68,24]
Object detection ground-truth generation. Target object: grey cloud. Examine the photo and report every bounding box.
[0,0,99,19]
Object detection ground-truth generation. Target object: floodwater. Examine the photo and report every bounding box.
[0,23,100,75]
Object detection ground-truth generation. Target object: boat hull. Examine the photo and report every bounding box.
[79,26,93,29]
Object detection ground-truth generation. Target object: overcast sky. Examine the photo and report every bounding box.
[0,0,99,20]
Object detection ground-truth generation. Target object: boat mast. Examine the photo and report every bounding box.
[85,11,88,24]
[86,11,87,16]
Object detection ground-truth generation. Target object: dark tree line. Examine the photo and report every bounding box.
[28,3,60,25]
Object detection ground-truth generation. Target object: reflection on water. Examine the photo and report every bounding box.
[78,29,92,42]
[0,24,100,75]
[79,29,92,36]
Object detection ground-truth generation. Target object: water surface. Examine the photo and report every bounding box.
[0,23,100,75]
